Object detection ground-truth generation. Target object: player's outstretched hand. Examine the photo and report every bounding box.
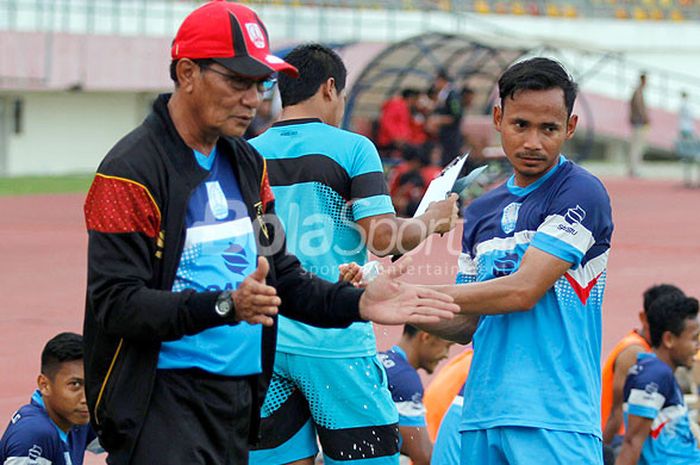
[427,193,459,235]
[358,257,459,325]
[338,262,363,287]
[232,257,281,327]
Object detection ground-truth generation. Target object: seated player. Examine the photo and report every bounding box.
[601,284,684,452]
[0,332,100,465]
[379,325,453,465]
[616,293,700,465]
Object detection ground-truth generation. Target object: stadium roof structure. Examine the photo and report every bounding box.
[342,32,528,130]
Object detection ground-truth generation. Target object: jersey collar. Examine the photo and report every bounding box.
[31,390,70,444]
[391,345,408,361]
[271,118,323,127]
[506,154,566,197]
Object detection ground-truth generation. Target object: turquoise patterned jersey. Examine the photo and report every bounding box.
[250,119,394,357]
[458,156,613,437]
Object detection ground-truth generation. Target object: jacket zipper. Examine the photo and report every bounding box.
[93,338,124,425]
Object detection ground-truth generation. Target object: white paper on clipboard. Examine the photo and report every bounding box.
[413,153,469,217]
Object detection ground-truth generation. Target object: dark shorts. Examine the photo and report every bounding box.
[128,369,252,465]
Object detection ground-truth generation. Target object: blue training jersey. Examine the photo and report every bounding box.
[250,119,394,358]
[0,391,98,465]
[157,146,262,376]
[623,353,700,465]
[379,346,427,427]
[458,156,613,437]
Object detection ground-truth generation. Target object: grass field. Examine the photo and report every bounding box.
[0,174,93,196]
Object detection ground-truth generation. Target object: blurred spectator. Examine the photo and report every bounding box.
[676,91,700,187]
[379,325,454,465]
[244,89,278,139]
[377,88,427,157]
[431,70,464,166]
[627,73,649,178]
[388,145,441,216]
[678,91,695,140]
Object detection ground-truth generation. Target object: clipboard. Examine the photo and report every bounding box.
[412,152,469,217]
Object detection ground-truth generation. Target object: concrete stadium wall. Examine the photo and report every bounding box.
[0,91,155,176]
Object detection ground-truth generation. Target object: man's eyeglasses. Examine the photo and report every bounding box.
[199,63,277,93]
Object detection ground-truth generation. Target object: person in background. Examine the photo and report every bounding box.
[601,284,685,454]
[431,70,464,166]
[615,293,700,465]
[0,332,100,465]
[628,72,650,178]
[379,325,454,465]
[424,349,473,465]
[247,43,459,465]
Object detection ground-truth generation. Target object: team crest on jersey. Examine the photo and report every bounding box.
[245,23,266,49]
[501,202,521,234]
[206,181,229,220]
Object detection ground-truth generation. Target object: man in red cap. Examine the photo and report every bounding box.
[82,2,459,464]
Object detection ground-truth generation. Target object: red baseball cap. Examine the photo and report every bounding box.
[171,0,298,78]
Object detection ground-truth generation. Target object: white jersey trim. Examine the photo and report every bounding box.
[537,214,594,255]
[4,457,53,465]
[565,251,609,288]
[184,217,253,249]
[474,230,536,258]
[627,387,667,411]
[395,400,426,418]
[458,253,477,276]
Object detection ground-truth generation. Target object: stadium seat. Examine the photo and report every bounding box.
[526,2,540,15]
[633,6,649,19]
[649,7,664,19]
[474,0,491,13]
[670,8,685,19]
[546,4,561,16]
[563,5,579,17]
[511,2,526,15]
[495,2,509,14]
[614,7,628,18]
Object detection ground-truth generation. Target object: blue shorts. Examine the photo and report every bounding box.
[460,426,603,465]
[249,353,400,465]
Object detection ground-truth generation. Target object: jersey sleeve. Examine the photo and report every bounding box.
[623,362,675,420]
[383,364,426,427]
[531,173,613,267]
[1,420,57,465]
[348,136,395,221]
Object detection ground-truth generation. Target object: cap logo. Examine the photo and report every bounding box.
[245,23,266,49]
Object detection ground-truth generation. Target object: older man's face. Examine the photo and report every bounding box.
[190,62,267,138]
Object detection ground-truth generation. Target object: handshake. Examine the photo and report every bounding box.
[229,256,460,327]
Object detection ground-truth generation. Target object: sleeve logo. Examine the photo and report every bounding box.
[565,205,586,225]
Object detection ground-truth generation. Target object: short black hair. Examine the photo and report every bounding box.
[279,43,347,108]
[647,294,699,348]
[498,57,578,117]
[403,325,419,338]
[169,58,216,84]
[643,283,684,314]
[401,88,420,99]
[41,332,83,379]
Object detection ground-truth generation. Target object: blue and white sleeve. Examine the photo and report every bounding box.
[349,136,395,221]
[531,174,613,268]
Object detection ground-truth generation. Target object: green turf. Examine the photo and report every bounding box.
[0,174,94,196]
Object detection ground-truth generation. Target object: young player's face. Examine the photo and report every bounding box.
[419,335,454,374]
[671,318,700,369]
[39,360,90,432]
[494,88,578,187]
[192,63,264,138]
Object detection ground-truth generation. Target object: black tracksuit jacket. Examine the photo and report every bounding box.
[83,94,364,464]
